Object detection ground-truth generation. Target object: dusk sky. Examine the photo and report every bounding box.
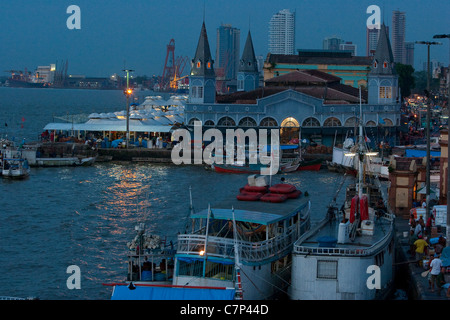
[1,0,449,78]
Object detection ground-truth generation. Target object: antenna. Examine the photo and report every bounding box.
[203,0,205,22]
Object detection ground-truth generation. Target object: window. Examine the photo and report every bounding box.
[323,117,341,127]
[207,62,211,69]
[260,117,278,127]
[344,117,358,127]
[281,117,299,128]
[238,117,257,127]
[218,116,236,127]
[373,60,378,68]
[177,259,234,281]
[237,79,244,90]
[196,61,201,68]
[317,260,338,279]
[204,120,215,126]
[302,117,320,127]
[379,86,392,99]
[188,118,201,126]
[383,61,388,68]
[192,86,204,99]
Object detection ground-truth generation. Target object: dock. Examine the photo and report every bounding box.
[394,218,449,300]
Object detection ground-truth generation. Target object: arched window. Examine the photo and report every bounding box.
[302,117,320,127]
[196,61,201,68]
[238,117,257,127]
[217,116,236,127]
[259,117,278,127]
[323,117,342,127]
[344,117,358,127]
[366,120,377,127]
[281,117,299,128]
[204,120,215,126]
[382,118,393,126]
[188,118,201,126]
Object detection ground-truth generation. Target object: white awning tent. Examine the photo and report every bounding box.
[43,95,187,134]
[44,118,174,133]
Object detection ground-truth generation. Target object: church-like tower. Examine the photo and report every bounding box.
[237,30,259,92]
[367,23,399,104]
[189,22,216,104]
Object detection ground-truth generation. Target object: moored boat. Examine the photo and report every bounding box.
[2,157,30,179]
[108,175,312,300]
[289,88,396,300]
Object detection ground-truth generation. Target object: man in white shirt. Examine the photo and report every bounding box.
[429,253,443,292]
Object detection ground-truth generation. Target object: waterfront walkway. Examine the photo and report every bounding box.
[395,218,450,300]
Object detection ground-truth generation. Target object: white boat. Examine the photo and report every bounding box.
[109,176,312,300]
[289,88,396,300]
[2,157,30,179]
[32,156,96,167]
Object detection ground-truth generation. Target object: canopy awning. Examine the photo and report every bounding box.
[111,285,235,300]
[43,119,174,133]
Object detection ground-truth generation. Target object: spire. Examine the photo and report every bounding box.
[370,23,396,75]
[239,31,258,73]
[191,22,215,77]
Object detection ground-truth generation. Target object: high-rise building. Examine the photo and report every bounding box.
[340,42,357,56]
[323,36,344,51]
[216,24,240,81]
[391,10,406,64]
[405,42,414,67]
[268,9,295,55]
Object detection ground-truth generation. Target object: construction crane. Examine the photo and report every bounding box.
[161,39,189,91]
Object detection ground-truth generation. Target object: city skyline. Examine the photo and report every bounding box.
[1,0,449,78]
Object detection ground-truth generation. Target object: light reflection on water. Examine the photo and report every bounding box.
[0,161,350,300]
[0,88,353,300]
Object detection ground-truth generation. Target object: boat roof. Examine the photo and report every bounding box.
[294,216,393,254]
[191,195,309,225]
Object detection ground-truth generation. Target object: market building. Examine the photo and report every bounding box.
[185,22,402,149]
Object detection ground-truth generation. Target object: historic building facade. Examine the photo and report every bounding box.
[184,22,401,148]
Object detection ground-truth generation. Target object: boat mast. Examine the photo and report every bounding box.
[358,86,364,198]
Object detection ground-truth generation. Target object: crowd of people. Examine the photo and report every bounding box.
[40,130,175,150]
[408,212,450,298]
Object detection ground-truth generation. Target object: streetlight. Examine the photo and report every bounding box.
[433,34,450,246]
[415,41,442,223]
[123,69,134,149]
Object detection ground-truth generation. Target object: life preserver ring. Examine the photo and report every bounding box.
[260,193,287,203]
[269,184,296,194]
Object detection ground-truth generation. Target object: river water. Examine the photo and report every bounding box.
[0,87,350,300]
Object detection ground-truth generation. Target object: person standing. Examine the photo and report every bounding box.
[429,253,443,293]
[414,235,428,265]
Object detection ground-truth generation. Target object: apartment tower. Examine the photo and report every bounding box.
[268,9,296,55]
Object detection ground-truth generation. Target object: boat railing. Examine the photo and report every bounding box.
[293,222,394,257]
[177,222,303,263]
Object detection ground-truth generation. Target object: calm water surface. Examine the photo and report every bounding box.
[0,87,349,300]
